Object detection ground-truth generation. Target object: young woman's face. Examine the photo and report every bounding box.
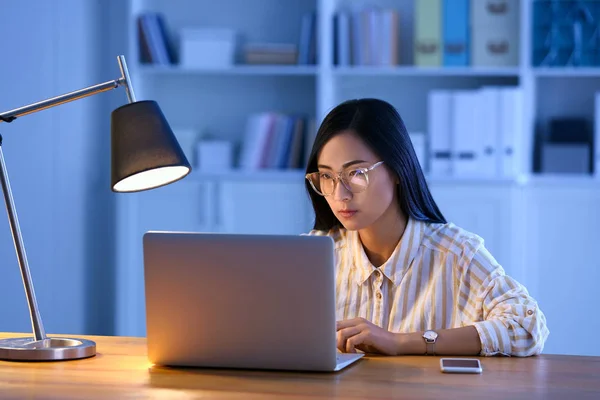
[316,130,399,231]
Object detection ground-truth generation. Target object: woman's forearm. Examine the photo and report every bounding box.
[395,326,481,356]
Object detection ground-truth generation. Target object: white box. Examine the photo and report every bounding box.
[196,140,233,171]
[427,90,453,176]
[180,28,236,68]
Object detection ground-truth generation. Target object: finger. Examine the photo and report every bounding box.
[336,326,362,352]
[336,317,365,331]
[346,331,370,354]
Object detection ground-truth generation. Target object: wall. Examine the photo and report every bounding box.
[0,0,123,336]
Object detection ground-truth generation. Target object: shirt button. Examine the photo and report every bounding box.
[527,309,533,316]
[376,292,382,300]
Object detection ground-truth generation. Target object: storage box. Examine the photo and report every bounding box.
[180,28,236,68]
[542,144,591,174]
[470,0,520,67]
[472,25,519,66]
[471,0,520,28]
[196,140,233,171]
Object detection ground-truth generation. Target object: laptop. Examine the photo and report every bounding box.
[142,231,364,372]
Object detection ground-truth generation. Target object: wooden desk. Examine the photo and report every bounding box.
[0,333,598,399]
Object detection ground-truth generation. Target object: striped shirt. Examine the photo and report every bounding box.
[307,217,549,357]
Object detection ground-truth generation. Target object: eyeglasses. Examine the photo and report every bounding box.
[306,161,384,197]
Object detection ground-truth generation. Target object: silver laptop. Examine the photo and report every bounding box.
[142,231,364,372]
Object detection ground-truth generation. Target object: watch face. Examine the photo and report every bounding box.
[424,331,438,341]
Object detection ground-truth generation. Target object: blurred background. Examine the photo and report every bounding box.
[0,0,598,356]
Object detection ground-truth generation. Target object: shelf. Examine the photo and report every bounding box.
[533,67,600,77]
[132,65,600,78]
[332,66,521,78]
[136,65,318,76]
[187,169,307,182]
[425,175,526,186]
[137,65,522,78]
[427,174,600,186]
[525,174,600,186]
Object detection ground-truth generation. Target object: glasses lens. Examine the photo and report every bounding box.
[308,169,370,196]
[308,172,332,196]
[343,169,368,193]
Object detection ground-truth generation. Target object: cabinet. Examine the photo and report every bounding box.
[521,181,600,356]
[429,181,524,281]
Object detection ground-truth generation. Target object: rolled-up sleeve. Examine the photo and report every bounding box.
[458,243,550,357]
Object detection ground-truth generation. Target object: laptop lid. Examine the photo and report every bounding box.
[143,231,339,371]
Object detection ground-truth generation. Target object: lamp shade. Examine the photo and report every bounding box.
[111,100,191,192]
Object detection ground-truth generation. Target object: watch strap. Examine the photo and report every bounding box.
[423,331,438,356]
[425,340,435,356]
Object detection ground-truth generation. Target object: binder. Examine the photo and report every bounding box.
[442,0,469,66]
[415,0,442,66]
[478,87,502,177]
[499,87,524,177]
[428,90,453,176]
[452,90,480,176]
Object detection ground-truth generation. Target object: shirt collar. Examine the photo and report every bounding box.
[351,217,424,286]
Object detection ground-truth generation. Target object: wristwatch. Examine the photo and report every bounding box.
[422,330,438,356]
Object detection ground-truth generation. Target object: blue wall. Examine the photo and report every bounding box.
[0,0,127,336]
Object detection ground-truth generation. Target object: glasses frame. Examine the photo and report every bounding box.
[305,161,385,197]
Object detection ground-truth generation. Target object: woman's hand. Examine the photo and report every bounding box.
[336,317,401,355]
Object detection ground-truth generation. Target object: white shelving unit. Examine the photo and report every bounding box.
[115,0,600,357]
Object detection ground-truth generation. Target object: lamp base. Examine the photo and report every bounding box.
[0,337,96,361]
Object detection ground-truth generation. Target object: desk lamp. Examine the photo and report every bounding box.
[0,55,191,361]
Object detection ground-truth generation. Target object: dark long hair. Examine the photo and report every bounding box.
[305,98,446,230]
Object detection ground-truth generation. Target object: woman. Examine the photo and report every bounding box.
[304,98,549,357]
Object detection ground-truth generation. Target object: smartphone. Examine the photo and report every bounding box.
[440,358,482,374]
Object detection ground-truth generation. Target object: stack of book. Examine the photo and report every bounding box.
[243,10,317,65]
[243,43,298,65]
[137,12,174,65]
[298,11,317,65]
[334,7,399,66]
[239,112,315,170]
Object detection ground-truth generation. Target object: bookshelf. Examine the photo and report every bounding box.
[124,0,600,179]
[115,0,600,357]
[137,65,319,76]
[332,66,522,77]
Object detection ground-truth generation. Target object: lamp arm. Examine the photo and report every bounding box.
[0,79,122,123]
[0,55,136,123]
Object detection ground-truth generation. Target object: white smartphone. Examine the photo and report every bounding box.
[439,358,482,374]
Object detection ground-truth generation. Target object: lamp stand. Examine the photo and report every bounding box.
[0,135,95,361]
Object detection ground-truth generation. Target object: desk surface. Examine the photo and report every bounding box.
[0,332,599,399]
